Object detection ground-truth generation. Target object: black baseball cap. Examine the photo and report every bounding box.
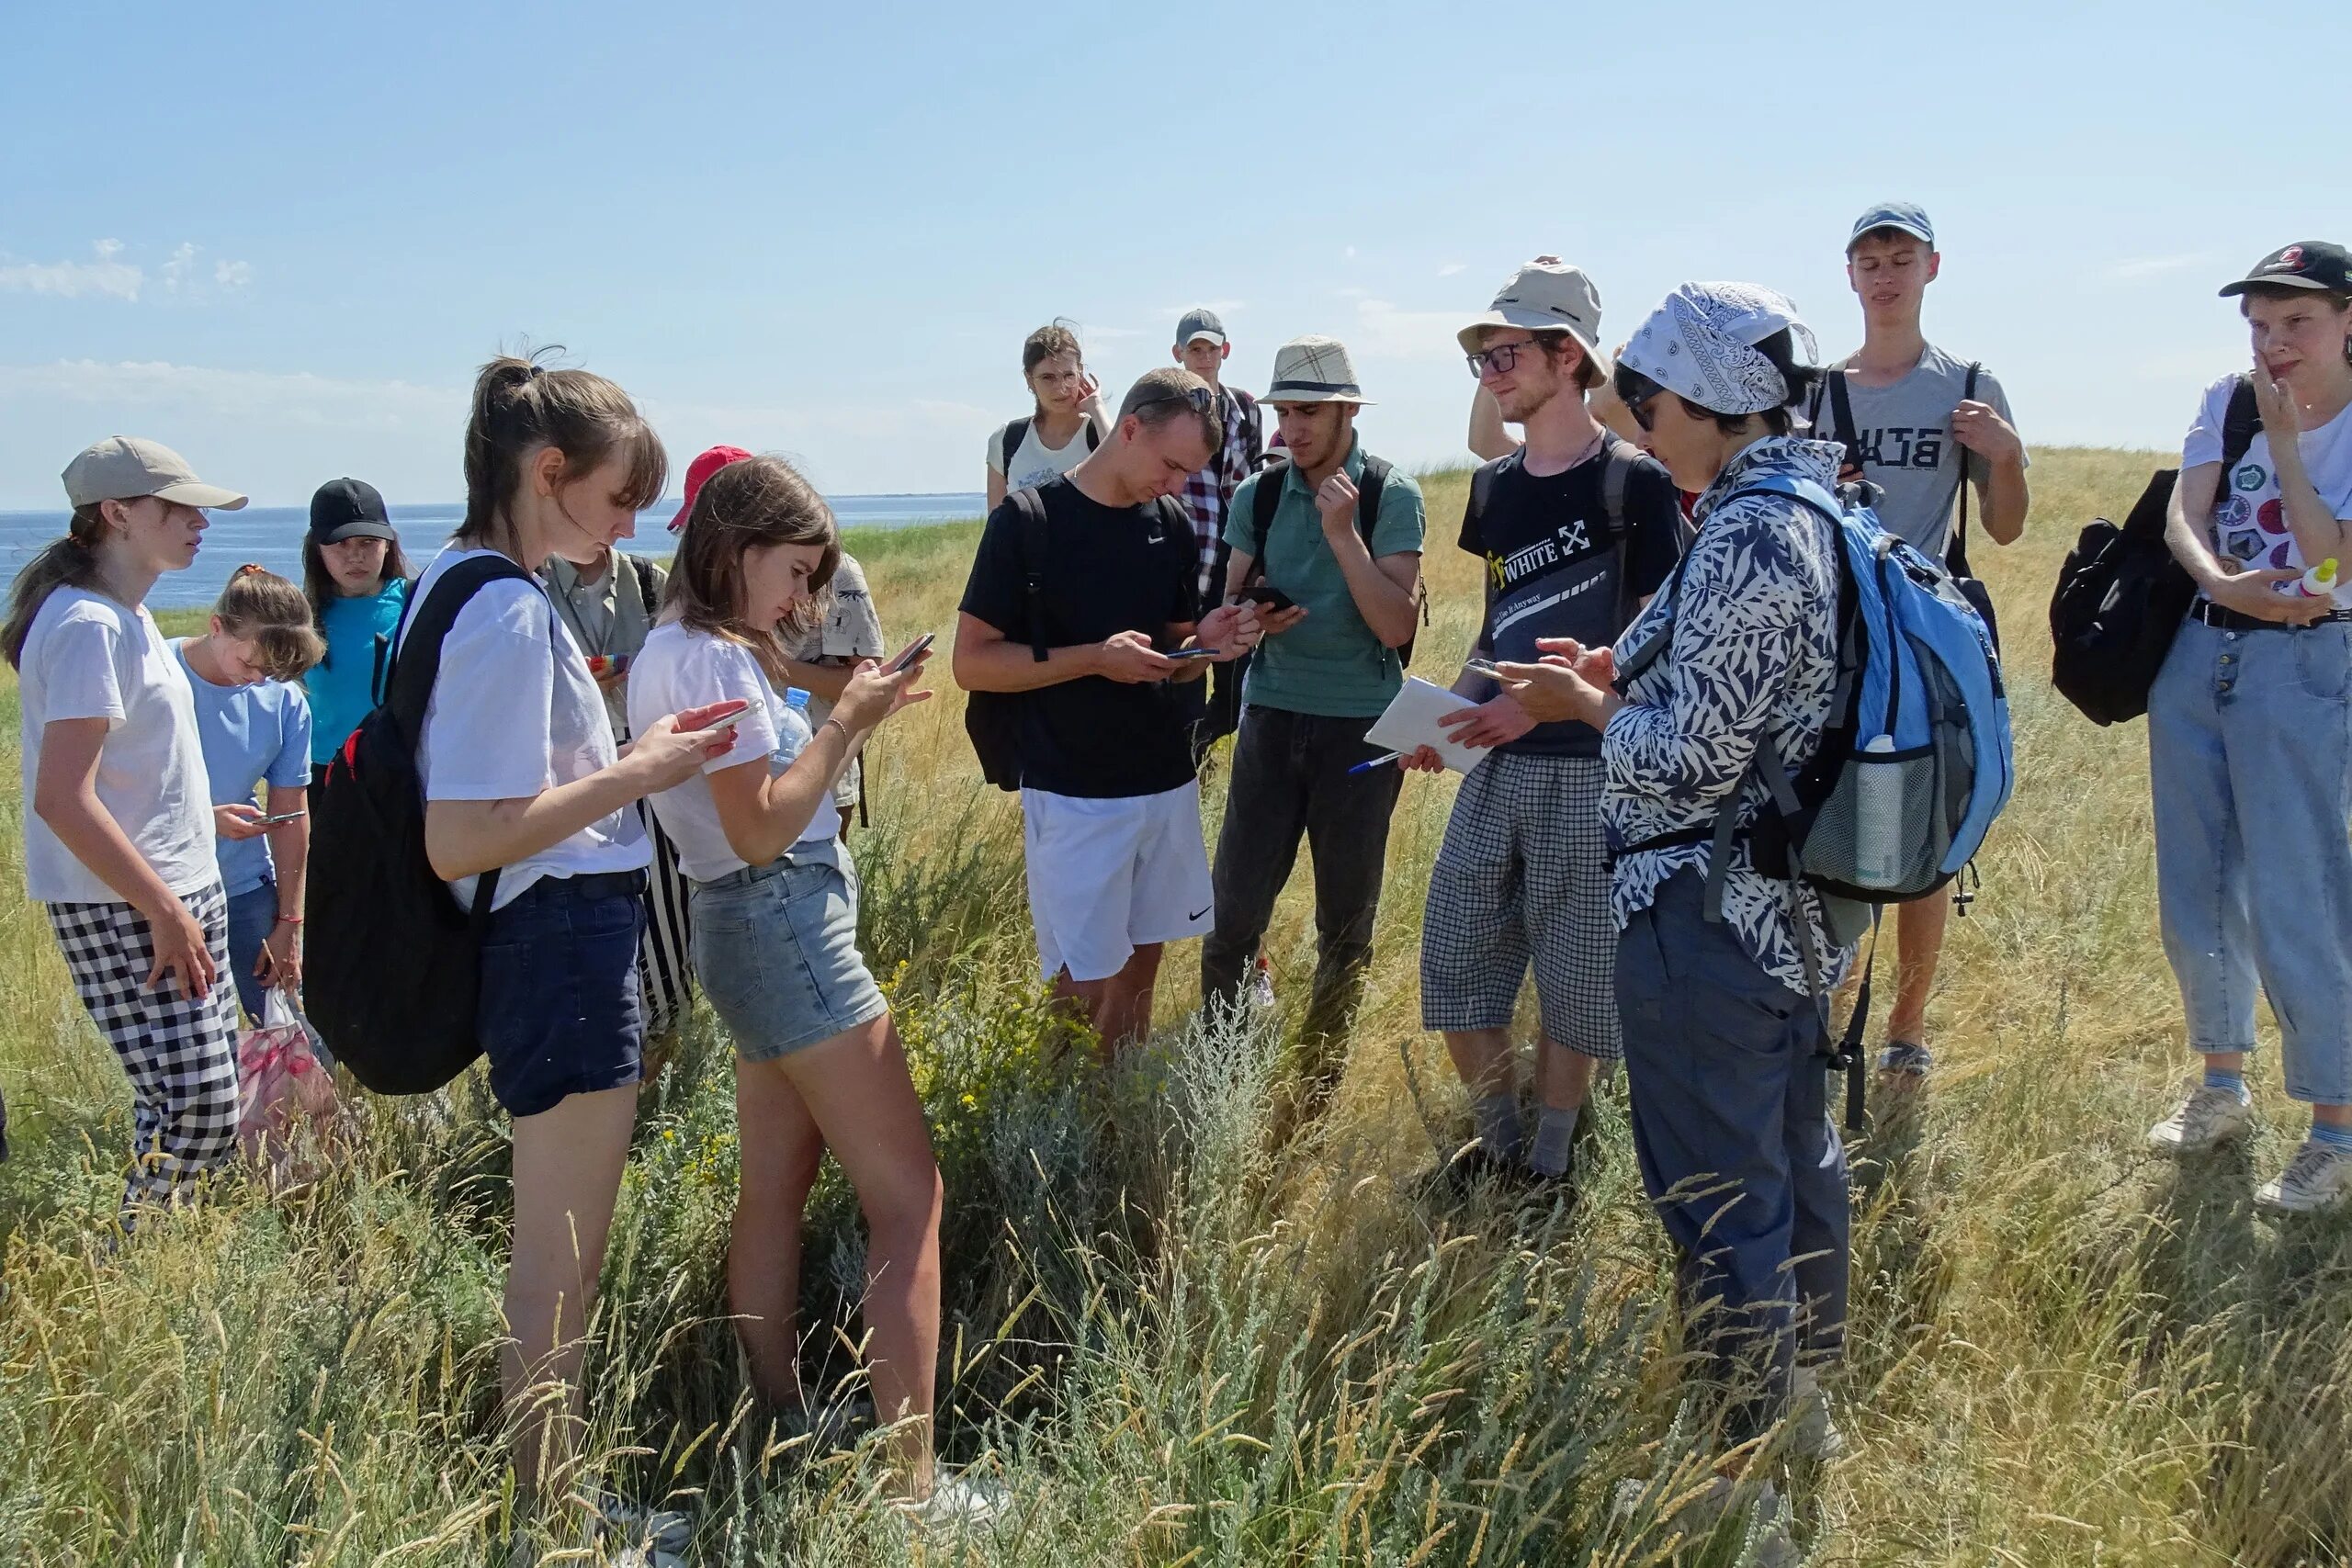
[2219,241,2352,299]
[309,477,399,543]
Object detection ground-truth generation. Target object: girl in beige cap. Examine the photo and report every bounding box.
[1,437,248,1224]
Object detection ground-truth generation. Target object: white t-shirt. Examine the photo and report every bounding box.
[402,547,649,910]
[987,417,1099,491]
[2186,372,2352,606]
[628,620,842,884]
[17,587,216,904]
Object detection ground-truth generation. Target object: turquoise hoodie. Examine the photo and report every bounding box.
[307,576,409,765]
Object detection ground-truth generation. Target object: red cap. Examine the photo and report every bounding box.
[669,445,754,532]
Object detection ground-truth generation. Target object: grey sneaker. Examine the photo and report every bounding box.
[588,1492,691,1556]
[2147,1079,2253,1156]
[2255,1138,2352,1216]
[1789,1364,1845,1462]
[895,1472,1008,1534]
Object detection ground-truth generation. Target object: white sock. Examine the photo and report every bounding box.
[1530,1105,1580,1176]
[1474,1094,1522,1160]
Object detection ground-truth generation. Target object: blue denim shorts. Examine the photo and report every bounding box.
[224,878,278,1025]
[476,872,648,1118]
[690,840,888,1061]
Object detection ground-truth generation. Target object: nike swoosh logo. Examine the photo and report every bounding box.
[1188,906,1212,922]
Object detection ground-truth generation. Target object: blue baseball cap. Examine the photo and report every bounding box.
[1175,307,1227,347]
[1848,200,1935,252]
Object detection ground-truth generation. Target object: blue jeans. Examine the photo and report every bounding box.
[1615,870,1849,1445]
[2150,615,2352,1105]
[225,879,278,1025]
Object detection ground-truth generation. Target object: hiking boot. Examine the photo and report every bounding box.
[2146,1079,2253,1156]
[2254,1139,2352,1216]
[1788,1364,1845,1462]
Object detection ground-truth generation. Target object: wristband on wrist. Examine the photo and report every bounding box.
[277,914,302,926]
[820,716,853,743]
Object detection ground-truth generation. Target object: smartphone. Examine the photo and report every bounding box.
[884,631,936,674]
[1246,583,1296,614]
[257,810,307,826]
[684,698,752,731]
[1163,647,1218,661]
[1464,657,1504,681]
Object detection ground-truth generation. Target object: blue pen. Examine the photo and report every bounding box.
[1348,750,1403,775]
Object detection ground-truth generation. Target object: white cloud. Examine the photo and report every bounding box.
[160,242,199,293]
[1346,297,1467,361]
[1437,262,1467,277]
[0,240,145,301]
[0,358,458,430]
[2105,253,2206,282]
[215,259,254,290]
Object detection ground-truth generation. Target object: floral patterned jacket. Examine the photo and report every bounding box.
[1601,435,1853,996]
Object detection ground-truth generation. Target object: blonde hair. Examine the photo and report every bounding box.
[667,455,841,684]
[214,565,326,680]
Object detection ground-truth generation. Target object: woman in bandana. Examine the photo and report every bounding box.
[1496,283,1851,1473]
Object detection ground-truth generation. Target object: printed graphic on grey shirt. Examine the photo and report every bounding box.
[1807,343,2023,557]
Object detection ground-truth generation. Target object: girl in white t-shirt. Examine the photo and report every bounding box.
[3,437,249,1221]
[2149,243,2352,1216]
[982,320,1113,510]
[628,456,993,1521]
[415,356,739,1532]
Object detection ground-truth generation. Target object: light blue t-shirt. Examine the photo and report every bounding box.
[175,641,313,896]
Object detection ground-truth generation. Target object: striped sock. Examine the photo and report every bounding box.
[2310,1121,2352,1153]
[2203,1066,2248,1102]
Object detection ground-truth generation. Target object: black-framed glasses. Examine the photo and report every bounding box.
[1133,384,1217,414]
[1464,339,1542,378]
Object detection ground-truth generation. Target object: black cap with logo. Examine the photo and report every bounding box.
[309,477,399,544]
[2219,241,2352,299]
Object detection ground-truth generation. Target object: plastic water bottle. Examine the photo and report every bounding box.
[2300,558,2339,598]
[774,686,813,774]
[1851,734,1905,890]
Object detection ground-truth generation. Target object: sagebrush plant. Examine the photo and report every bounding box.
[0,453,2347,1564]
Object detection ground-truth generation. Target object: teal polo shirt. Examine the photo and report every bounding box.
[1225,439,1425,718]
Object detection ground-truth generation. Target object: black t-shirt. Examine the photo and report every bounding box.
[958,477,1202,797]
[1460,444,1686,758]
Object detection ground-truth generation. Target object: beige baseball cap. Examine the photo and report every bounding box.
[62,436,247,511]
[1264,335,1372,405]
[1457,259,1610,378]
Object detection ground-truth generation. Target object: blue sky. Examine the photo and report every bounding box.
[0,0,2332,508]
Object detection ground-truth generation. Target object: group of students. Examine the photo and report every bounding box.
[9,202,2352,1558]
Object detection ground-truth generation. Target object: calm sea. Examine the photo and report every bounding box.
[0,492,987,610]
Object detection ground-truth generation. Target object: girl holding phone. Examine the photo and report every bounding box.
[4,437,250,1221]
[628,456,993,1523]
[175,565,326,1023]
[414,355,741,1546]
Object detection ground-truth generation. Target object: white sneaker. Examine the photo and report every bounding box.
[895,1472,1008,1533]
[2146,1079,2253,1156]
[1789,1364,1846,1462]
[2255,1138,2352,1216]
[588,1492,691,1556]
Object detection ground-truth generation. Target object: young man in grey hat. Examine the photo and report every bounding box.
[1407,261,1688,1187]
[1201,336,1425,1113]
[1171,308,1265,769]
[1806,199,2030,1093]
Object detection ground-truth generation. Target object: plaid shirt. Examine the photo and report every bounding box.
[1176,387,1262,602]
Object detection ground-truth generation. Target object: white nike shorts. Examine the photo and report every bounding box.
[1020,780,1214,983]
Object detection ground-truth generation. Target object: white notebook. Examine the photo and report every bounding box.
[1364,677,1486,774]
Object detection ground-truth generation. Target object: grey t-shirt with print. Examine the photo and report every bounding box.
[1805,344,2024,557]
[780,553,886,813]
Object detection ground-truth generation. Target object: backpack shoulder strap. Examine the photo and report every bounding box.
[1949,363,1983,577]
[629,553,661,619]
[385,556,534,742]
[1827,369,1859,451]
[1468,448,1514,530]
[1355,454,1393,551]
[1248,460,1288,557]
[1007,487,1052,662]
[2219,373,2263,480]
[1000,418,1031,475]
[1083,419,1101,453]
[1601,436,1642,629]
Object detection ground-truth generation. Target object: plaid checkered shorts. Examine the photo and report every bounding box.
[1419,751,1622,1060]
[46,881,243,1215]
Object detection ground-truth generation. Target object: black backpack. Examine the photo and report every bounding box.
[304,555,533,1093]
[1233,454,1423,665]
[2049,376,2258,727]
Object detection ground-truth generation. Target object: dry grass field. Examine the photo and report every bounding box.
[0,446,2346,1565]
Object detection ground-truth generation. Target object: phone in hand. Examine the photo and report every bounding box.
[1246,583,1296,614]
[256,810,307,826]
[884,632,935,674]
[1464,657,1504,682]
[1162,647,1218,661]
[683,699,752,731]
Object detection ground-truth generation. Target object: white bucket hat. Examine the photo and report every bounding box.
[1457,259,1611,378]
[1263,335,1373,405]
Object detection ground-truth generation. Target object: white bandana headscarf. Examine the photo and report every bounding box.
[1617,282,1819,416]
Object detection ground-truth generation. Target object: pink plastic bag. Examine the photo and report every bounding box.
[236,990,340,1174]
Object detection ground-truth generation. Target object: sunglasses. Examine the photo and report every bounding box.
[1464,339,1544,379]
[1133,384,1217,414]
[1623,389,1663,434]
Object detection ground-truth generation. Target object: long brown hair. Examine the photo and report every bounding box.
[2,504,109,670]
[460,352,667,558]
[1022,320,1084,417]
[300,532,413,628]
[667,455,841,684]
[213,564,327,680]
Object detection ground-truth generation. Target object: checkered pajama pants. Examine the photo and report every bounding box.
[45,881,242,1216]
[1419,751,1623,1060]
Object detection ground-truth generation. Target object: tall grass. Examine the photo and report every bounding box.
[0,452,2346,1564]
